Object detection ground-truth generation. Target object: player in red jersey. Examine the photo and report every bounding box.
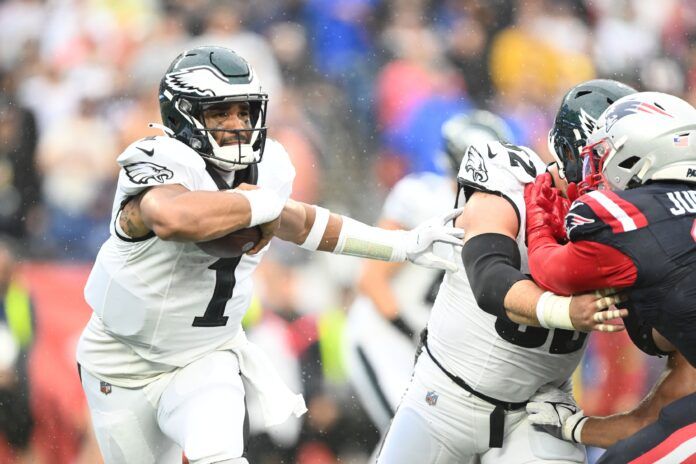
[524,91,696,464]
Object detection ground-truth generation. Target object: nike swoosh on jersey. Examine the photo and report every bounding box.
[137,146,155,157]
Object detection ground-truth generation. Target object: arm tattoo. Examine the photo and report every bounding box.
[119,195,150,238]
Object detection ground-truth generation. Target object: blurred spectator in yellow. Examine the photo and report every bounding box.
[0,241,36,464]
[489,0,594,150]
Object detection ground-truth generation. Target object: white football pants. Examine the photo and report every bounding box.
[81,350,247,464]
[377,351,587,464]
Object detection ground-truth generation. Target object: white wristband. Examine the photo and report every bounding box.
[235,188,285,227]
[334,216,404,261]
[299,206,330,250]
[535,291,574,330]
[570,415,589,444]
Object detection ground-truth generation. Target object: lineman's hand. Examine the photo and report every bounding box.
[527,384,588,443]
[569,288,628,332]
[403,208,464,272]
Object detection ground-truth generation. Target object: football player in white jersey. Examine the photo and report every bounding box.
[344,111,513,435]
[76,46,465,464]
[377,80,636,464]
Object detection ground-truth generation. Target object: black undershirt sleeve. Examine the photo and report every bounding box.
[462,233,530,320]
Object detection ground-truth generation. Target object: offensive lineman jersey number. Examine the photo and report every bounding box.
[495,318,587,354]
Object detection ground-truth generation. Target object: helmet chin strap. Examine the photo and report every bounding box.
[185,110,259,171]
[148,123,175,136]
[207,133,259,171]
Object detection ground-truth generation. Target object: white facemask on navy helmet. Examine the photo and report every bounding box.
[581,92,696,191]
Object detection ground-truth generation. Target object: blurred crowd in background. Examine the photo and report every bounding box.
[0,0,693,462]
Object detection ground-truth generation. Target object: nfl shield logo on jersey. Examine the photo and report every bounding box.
[425,390,439,406]
[100,381,112,395]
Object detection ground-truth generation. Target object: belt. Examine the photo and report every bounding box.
[421,329,527,448]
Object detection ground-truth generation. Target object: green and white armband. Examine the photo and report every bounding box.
[299,209,407,261]
[333,216,407,261]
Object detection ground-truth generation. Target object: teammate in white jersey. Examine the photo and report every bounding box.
[377,80,636,464]
[344,111,512,434]
[76,46,464,464]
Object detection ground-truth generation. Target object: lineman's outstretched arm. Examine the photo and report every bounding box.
[274,199,463,271]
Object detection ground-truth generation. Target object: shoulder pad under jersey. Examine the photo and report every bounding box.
[117,136,207,196]
[567,189,649,242]
[457,141,545,212]
[257,138,296,201]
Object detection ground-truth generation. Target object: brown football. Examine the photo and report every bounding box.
[196,226,262,258]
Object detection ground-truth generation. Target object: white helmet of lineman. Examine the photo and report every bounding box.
[580,91,696,192]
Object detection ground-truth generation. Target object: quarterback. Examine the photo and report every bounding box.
[75,46,464,464]
[377,80,634,464]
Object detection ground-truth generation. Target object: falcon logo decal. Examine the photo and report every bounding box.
[164,66,246,97]
[464,146,488,183]
[605,98,673,131]
[124,162,173,184]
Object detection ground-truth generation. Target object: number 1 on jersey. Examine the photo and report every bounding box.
[192,257,242,327]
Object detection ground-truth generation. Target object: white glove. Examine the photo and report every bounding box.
[400,208,465,272]
[332,208,464,271]
[526,385,588,443]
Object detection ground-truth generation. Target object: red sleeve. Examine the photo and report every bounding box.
[528,234,637,296]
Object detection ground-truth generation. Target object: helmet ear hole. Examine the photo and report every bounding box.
[618,156,641,170]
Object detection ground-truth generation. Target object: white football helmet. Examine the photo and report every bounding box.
[441,110,513,172]
[580,91,696,191]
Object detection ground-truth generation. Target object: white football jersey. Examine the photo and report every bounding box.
[427,141,588,403]
[77,136,295,387]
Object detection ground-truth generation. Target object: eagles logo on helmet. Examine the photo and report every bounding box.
[441,110,513,173]
[548,79,637,184]
[159,46,268,172]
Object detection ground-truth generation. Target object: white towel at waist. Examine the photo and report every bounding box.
[221,329,308,426]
